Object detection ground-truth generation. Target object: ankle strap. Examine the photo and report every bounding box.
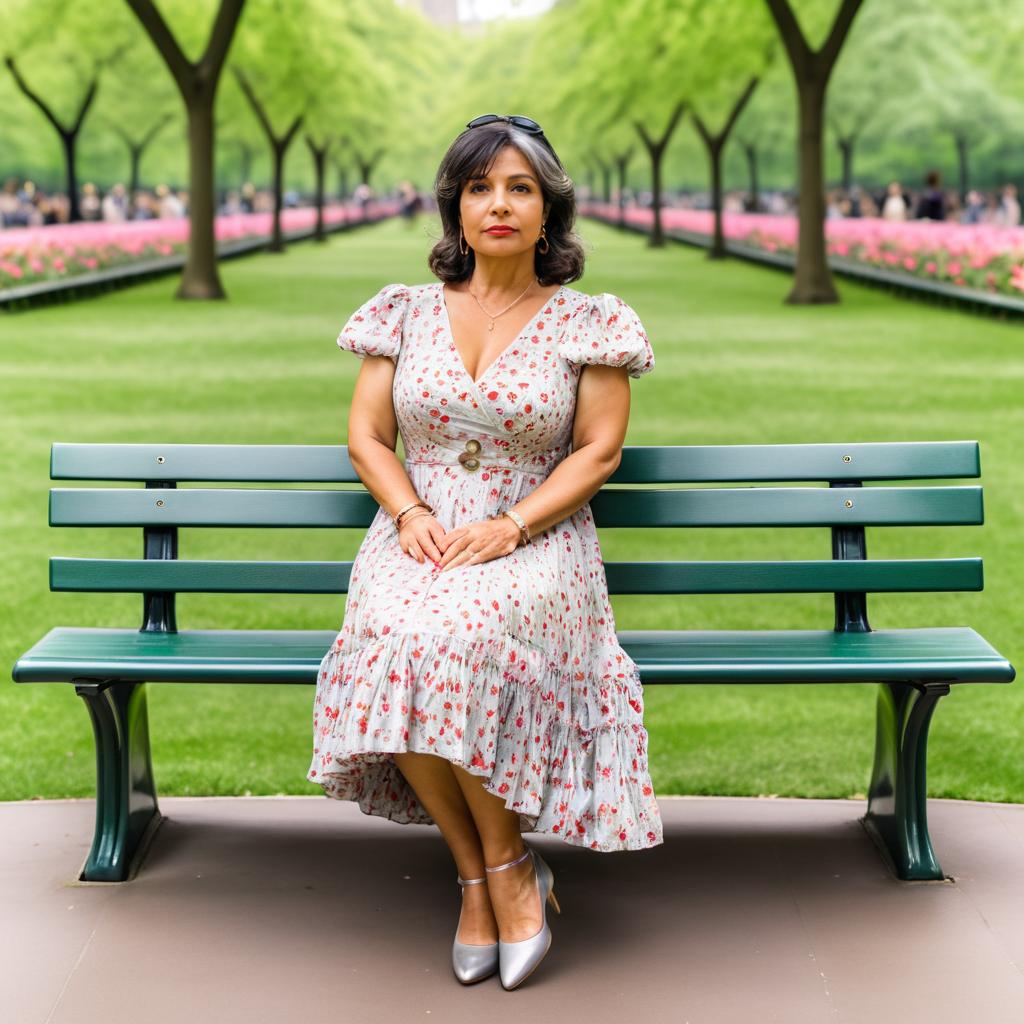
[457,875,486,886]
[484,846,531,873]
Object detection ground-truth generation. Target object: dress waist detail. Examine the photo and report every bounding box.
[404,441,569,478]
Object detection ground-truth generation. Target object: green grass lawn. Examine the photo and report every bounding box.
[1,215,1021,803]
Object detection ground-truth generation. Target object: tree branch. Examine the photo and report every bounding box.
[142,110,175,148]
[305,133,330,158]
[635,99,687,155]
[691,112,713,149]
[232,65,276,142]
[281,113,304,150]
[660,99,687,147]
[724,77,760,138]
[199,0,247,83]
[633,119,654,150]
[763,0,810,76]
[70,76,100,136]
[123,0,193,92]
[819,0,866,71]
[4,55,69,135]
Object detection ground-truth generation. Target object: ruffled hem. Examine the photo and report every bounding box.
[306,627,664,852]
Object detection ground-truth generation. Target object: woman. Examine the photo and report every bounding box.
[307,113,663,989]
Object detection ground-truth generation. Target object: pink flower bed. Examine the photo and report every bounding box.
[0,204,375,290]
[586,202,1024,298]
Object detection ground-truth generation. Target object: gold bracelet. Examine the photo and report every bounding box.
[394,501,433,528]
[394,500,423,522]
[501,508,530,546]
[397,509,432,530]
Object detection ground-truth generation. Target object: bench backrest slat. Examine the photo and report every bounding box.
[50,440,979,483]
[48,556,983,595]
[49,484,983,528]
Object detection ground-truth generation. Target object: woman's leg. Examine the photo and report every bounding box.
[449,763,546,943]
[391,751,497,944]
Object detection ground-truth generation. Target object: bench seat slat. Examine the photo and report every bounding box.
[49,484,983,528]
[49,557,984,595]
[12,626,1014,686]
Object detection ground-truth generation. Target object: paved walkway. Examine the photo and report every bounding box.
[4,794,1024,1023]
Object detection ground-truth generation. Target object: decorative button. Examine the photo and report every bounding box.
[457,437,482,471]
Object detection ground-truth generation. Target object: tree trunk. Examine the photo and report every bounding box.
[615,153,630,227]
[314,152,325,241]
[635,102,686,250]
[269,145,285,252]
[62,133,81,222]
[128,145,142,218]
[790,83,837,304]
[765,0,864,306]
[707,141,725,258]
[954,134,969,204]
[239,143,253,189]
[648,147,665,247]
[4,56,97,225]
[306,138,327,243]
[743,142,760,212]
[839,136,854,192]
[125,0,245,301]
[232,67,302,255]
[693,79,760,260]
[180,100,225,299]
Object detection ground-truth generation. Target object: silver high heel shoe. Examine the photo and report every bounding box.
[485,843,561,990]
[452,874,499,984]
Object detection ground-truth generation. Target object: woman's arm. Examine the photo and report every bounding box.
[345,355,421,521]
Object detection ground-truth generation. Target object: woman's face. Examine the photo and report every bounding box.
[458,144,548,260]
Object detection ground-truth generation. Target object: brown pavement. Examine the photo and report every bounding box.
[3,793,1024,1024]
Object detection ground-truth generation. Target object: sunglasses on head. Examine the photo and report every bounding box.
[466,114,545,135]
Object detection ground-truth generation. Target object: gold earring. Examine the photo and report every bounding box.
[536,224,549,255]
[459,230,469,256]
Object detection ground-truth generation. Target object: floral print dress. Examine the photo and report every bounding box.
[306,280,664,852]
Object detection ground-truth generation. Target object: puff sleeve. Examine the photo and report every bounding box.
[336,282,410,362]
[559,292,655,379]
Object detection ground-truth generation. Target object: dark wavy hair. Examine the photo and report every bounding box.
[427,119,586,286]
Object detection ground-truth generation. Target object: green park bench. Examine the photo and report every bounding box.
[11,440,1016,883]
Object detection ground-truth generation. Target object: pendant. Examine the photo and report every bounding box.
[488,320,495,331]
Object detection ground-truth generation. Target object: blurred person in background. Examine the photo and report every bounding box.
[81,182,101,221]
[80,186,101,222]
[881,181,907,221]
[155,184,185,218]
[998,183,1020,227]
[962,189,985,224]
[914,170,945,221]
[353,181,373,217]
[131,190,156,219]
[101,183,128,223]
[398,180,423,225]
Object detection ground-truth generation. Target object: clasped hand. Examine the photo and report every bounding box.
[398,512,520,571]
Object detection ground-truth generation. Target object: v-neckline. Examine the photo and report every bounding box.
[438,281,565,387]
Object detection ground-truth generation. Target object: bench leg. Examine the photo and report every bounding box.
[862,680,950,881]
[75,680,163,882]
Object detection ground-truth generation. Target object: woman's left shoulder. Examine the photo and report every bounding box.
[555,286,655,379]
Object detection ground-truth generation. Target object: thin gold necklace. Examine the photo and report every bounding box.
[467,276,538,331]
